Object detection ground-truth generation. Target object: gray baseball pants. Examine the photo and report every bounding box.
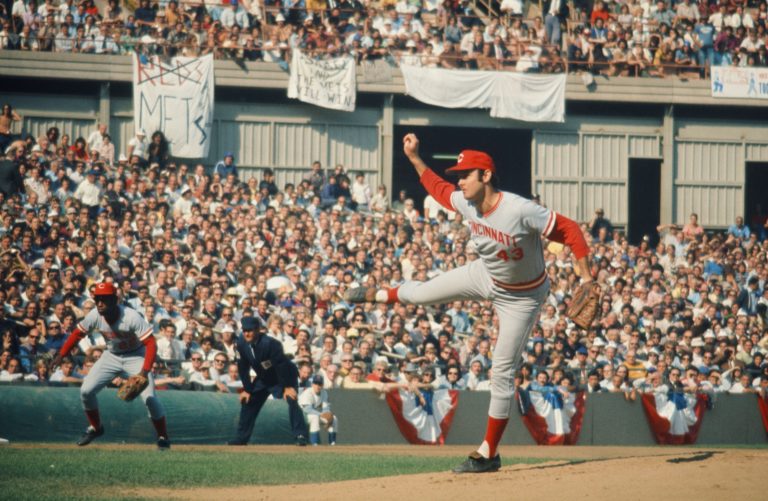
[80,347,165,420]
[397,258,548,419]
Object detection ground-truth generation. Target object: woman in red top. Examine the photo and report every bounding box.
[71,137,90,162]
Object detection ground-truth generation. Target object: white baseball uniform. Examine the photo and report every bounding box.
[77,306,165,419]
[397,181,557,419]
[299,387,338,434]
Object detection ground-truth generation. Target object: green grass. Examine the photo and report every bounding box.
[0,448,551,500]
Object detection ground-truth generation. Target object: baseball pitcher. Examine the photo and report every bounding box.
[346,134,591,473]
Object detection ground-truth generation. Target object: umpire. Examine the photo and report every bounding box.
[228,316,308,446]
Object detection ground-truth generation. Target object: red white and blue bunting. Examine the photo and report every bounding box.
[386,389,459,445]
[641,392,709,445]
[517,387,586,445]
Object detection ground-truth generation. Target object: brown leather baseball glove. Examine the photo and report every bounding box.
[567,283,601,329]
[117,374,149,402]
[320,412,334,423]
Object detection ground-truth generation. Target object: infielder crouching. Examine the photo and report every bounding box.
[52,282,170,449]
[347,134,591,473]
[298,374,338,446]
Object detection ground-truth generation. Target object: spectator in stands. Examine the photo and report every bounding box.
[682,212,704,240]
[0,104,21,154]
[259,168,278,197]
[147,131,169,169]
[544,0,568,48]
[50,356,82,383]
[0,356,24,381]
[126,129,148,166]
[728,216,751,240]
[590,208,613,242]
[214,152,238,180]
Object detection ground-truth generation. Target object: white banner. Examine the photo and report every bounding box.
[287,51,356,112]
[711,66,768,99]
[132,54,215,158]
[400,66,566,123]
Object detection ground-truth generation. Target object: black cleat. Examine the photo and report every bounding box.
[77,425,104,447]
[296,435,308,446]
[157,437,171,450]
[344,287,377,303]
[452,452,501,473]
[227,440,248,446]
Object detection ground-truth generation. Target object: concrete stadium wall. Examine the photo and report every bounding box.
[2,386,764,446]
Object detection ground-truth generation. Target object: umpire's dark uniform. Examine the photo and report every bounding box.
[230,317,307,445]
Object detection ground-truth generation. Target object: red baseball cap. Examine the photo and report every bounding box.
[93,282,117,297]
[445,150,496,175]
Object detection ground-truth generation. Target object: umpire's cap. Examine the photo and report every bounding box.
[93,282,117,296]
[445,150,496,175]
[241,316,262,332]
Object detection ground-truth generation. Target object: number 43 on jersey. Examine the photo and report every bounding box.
[496,248,524,261]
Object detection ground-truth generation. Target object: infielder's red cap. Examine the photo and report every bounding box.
[445,150,496,175]
[93,282,117,296]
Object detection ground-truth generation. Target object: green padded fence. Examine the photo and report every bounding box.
[1,386,765,445]
[0,386,293,444]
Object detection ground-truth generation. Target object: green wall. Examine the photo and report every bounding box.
[1,386,765,445]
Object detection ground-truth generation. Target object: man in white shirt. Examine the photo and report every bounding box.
[127,129,148,164]
[87,123,107,153]
[73,170,104,212]
[350,172,372,211]
[726,5,754,30]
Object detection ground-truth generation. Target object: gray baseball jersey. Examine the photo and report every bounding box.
[77,306,153,354]
[450,190,555,290]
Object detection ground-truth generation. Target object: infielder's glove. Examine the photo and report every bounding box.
[320,412,334,423]
[566,282,601,329]
[117,374,149,402]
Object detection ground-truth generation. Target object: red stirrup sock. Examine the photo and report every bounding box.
[375,287,400,304]
[85,409,101,429]
[152,417,168,438]
[477,416,509,458]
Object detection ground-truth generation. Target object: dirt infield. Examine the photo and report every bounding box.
[124,445,767,501]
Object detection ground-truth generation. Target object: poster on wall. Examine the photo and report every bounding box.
[711,66,768,100]
[132,54,215,158]
[287,51,356,112]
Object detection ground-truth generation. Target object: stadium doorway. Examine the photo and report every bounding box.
[391,126,533,209]
[746,162,768,238]
[627,159,661,247]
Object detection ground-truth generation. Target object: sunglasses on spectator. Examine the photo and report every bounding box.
[191,357,202,361]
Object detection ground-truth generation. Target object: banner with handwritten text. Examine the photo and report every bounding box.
[711,66,768,100]
[132,54,215,158]
[287,51,356,112]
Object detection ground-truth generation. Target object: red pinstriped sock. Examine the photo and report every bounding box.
[152,417,168,438]
[481,416,509,458]
[386,287,399,304]
[85,409,101,429]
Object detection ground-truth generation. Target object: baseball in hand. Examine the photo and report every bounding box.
[403,133,420,158]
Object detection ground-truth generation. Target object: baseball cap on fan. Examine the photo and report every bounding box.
[445,150,496,174]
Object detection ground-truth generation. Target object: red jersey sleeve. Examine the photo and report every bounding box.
[546,213,590,260]
[59,328,86,358]
[141,335,157,373]
[419,168,456,212]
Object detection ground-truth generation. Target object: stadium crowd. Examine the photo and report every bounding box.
[0,116,768,406]
[0,0,766,76]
